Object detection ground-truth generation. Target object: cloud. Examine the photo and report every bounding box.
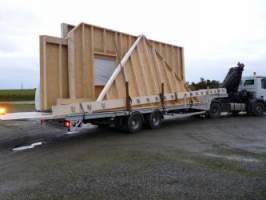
[0,0,265,89]
[0,56,38,89]
[0,37,19,53]
[186,58,266,83]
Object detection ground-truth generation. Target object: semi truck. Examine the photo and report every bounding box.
[0,63,265,133]
[208,63,265,118]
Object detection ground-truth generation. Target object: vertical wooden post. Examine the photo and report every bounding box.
[160,83,165,111]
[126,81,131,111]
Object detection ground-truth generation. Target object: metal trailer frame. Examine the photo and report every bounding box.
[0,88,229,133]
[64,91,228,133]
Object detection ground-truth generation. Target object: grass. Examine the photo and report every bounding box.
[9,104,35,112]
[0,89,35,102]
[0,103,35,113]
[0,89,35,112]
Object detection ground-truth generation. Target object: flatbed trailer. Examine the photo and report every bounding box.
[0,88,228,133]
[62,88,229,133]
[0,84,264,134]
[1,63,265,134]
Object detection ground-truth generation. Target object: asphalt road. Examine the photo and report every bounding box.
[0,115,265,200]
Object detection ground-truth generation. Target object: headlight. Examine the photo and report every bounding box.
[0,107,6,115]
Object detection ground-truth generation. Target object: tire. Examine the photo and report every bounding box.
[98,124,109,128]
[253,102,264,116]
[126,112,143,133]
[146,111,162,129]
[209,102,222,118]
[114,117,123,130]
[231,111,239,117]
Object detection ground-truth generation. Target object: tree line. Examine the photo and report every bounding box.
[187,78,221,91]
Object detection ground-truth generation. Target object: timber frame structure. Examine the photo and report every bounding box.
[1,22,230,127]
[40,22,186,112]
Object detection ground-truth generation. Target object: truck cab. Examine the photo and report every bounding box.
[240,76,266,102]
[209,64,265,118]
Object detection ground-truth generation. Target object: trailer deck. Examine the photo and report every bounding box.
[0,112,55,121]
[0,88,227,122]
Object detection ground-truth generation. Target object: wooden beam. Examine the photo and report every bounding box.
[58,43,63,97]
[52,88,227,117]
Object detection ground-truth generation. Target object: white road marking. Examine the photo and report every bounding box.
[12,142,43,151]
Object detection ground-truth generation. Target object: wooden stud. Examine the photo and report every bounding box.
[125,81,131,111]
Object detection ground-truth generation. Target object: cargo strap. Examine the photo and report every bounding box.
[125,81,132,111]
[160,83,165,112]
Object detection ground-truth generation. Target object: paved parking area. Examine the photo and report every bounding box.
[0,115,265,200]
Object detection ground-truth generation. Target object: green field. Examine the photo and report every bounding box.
[0,89,35,102]
[8,104,35,112]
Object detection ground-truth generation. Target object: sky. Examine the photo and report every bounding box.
[0,0,265,89]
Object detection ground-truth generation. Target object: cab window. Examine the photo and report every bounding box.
[261,78,266,89]
[244,79,254,86]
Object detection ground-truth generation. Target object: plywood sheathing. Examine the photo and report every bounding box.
[39,36,69,111]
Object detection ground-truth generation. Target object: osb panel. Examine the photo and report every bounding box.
[40,36,69,111]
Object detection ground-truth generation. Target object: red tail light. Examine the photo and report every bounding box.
[64,120,71,128]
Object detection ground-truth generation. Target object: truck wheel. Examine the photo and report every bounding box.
[146,110,162,129]
[231,111,239,117]
[114,117,123,130]
[126,112,143,133]
[254,102,264,116]
[209,102,222,118]
[98,124,109,128]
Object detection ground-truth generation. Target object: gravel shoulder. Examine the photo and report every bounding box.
[0,116,266,200]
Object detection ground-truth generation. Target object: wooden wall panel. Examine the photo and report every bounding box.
[68,24,94,99]
[105,30,116,53]
[39,36,69,111]
[67,23,185,101]
[102,37,189,109]
[94,27,104,52]
[40,22,186,110]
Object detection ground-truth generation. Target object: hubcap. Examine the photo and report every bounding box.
[256,105,262,113]
[152,116,160,126]
[131,118,139,130]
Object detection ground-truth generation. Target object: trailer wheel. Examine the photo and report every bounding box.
[253,102,264,116]
[231,111,239,117]
[209,102,222,118]
[126,112,143,133]
[146,110,162,129]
